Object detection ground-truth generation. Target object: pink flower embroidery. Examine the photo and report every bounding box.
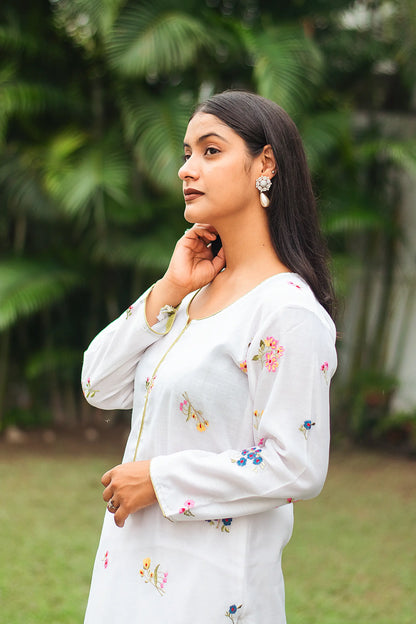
[239,360,248,374]
[179,499,195,517]
[252,337,284,372]
[288,281,301,289]
[321,361,329,384]
[265,352,278,372]
[103,550,109,568]
[180,392,208,431]
[84,377,98,398]
[126,305,133,319]
[145,375,156,394]
[139,558,168,595]
[264,336,277,349]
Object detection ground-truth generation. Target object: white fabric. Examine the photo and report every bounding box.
[81,273,337,624]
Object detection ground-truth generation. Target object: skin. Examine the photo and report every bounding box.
[102,112,289,528]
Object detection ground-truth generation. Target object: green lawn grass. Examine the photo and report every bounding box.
[1,442,415,623]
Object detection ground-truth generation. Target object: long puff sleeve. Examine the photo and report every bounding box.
[150,305,336,521]
[81,287,179,410]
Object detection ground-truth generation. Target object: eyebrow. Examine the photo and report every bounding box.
[183,132,230,148]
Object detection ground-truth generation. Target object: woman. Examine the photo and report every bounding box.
[82,90,337,623]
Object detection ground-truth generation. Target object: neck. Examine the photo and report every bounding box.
[214,211,288,277]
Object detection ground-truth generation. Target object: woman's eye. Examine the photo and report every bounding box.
[205,147,219,156]
[183,153,191,162]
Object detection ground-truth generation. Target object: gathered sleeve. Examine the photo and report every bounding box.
[150,305,337,521]
[81,286,179,410]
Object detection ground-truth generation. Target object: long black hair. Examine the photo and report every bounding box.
[193,90,335,319]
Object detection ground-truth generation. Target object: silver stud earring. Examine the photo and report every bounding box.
[255,175,272,208]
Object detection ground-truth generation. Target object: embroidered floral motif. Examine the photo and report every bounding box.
[84,377,98,398]
[139,558,168,595]
[232,446,264,469]
[287,497,298,504]
[157,304,179,331]
[258,437,265,447]
[252,336,285,372]
[288,281,301,289]
[103,550,109,569]
[126,305,133,319]
[253,409,263,429]
[206,518,233,532]
[299,420,316,439]
[179,499,195,517]
[239,360,248,374]
[145,375,156,394]
[321,361,329,384]
[180,392,209,432]
[226,604,242,622]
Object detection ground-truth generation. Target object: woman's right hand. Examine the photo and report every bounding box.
[164,224,225,295]
[145,224,226,326]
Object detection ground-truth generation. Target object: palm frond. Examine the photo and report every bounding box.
[358,138,416,176]
[0,23,39,54]
[108,4,212,77]
[121,92,191,191]
[0,259,81,331]
[52,0,124,46]
[44,137,131,217]
[242,25,324,116]
[0,67,70,142]
[91,228,177,270]
[0,149,57,220]
[26,348,81,379]
[300,110,351,173]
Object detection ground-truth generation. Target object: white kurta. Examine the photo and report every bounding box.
[81,273,337,624]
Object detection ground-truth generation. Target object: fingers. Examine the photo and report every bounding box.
[211,247,226,273]
[184,224,217,245]
[114,507,128,528]
[101,469,112,487]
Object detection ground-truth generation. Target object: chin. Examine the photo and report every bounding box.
[184,205,201,224]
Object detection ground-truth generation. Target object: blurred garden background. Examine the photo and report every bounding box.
[1,0,415,622]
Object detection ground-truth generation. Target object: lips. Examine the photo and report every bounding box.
[184,188,204,202]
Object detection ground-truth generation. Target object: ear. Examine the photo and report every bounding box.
[260,145,277,179]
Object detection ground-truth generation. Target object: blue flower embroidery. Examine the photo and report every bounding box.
[226,604,242,622]
[299,419,316,439]
[206,518,233,532]
[232,446,263,469]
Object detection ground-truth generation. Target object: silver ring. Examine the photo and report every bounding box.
[107,498,119,513]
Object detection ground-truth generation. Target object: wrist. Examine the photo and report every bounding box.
[157,275,190,307]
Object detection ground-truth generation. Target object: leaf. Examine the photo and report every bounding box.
[153,563,159,585]
[108,4,212,77]
[242,24,324,116]
[0,260,81,331]
[300,111,351,173]
[121,93,191,190]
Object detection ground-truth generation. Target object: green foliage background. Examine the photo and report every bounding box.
[1,0,416,446]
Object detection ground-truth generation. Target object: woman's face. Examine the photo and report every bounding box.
[178,112,260,226]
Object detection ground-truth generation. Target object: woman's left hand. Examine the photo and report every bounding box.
[101,460,157,528]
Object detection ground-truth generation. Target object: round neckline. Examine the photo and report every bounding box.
[184,272,300,322]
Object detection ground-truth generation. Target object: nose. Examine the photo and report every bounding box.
[178,157,199,181]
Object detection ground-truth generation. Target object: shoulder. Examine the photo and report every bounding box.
[247,273,336,343]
